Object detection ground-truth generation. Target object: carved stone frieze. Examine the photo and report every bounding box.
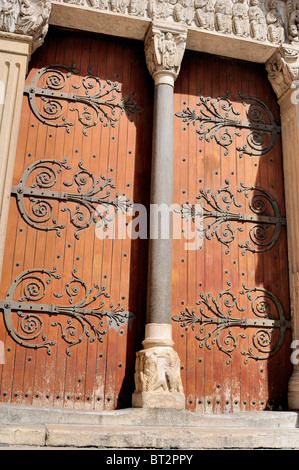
[0,0,51,51]
[144,20,187,83]
[287,0,299,44]
[53,0,292,46]
[266,45,299,98]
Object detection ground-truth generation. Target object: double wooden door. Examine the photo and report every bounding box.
[0,29,293,413]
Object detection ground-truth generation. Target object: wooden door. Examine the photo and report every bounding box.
[0,27,153,410]
[172,51,293,412]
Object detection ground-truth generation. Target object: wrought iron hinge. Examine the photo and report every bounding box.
[179,180,286,254]
[24,64,142,135]
[0,267,134,356]
[172,282,291,363]
[175,92,281,157]
[10,159,133,239]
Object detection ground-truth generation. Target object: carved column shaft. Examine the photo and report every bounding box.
[132,21,187,409]
[266,46,299,410]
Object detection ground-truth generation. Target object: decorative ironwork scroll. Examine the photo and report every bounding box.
[24,64,142,135]
[175,92,281,157]
[11,158,132,239]
[0,267,133,356]
[172,282,291,364]
[180,180,286,254]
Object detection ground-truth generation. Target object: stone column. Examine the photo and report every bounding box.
[132,21,187,409]
[266,45,299,410]
[0,1,51,280]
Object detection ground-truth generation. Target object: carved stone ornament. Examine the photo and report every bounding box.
[144,20,187,83]
[266,45,299,99]
[0,0,51,51]
[134,347,184,394]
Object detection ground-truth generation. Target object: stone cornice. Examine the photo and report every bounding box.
[0,0,51,52]
[48,0,296,47]
[266,44,299,99]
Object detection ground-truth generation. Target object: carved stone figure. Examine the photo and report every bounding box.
[232,0,250,37]
[266,0,285,43]
[173,0,194,26]
[134,348,184,394]
[63,0,85,4]
[248,0,267,41]
[194,0,215,30]
[266,48,295,98]
[89,0,109,8]
[0,0,18,32]
[15,0,50,47]
[110,0,129,12]
[145,23,187,81]
[0,0,50,51]
[214,0,232,34]
[148,0,175,19]
[287,0,299,44]
[129,0,147,16]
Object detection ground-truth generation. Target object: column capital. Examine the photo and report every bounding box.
[266,45,299,100]
[144,20,188,86]
[0,0,51,53]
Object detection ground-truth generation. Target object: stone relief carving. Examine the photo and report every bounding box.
[194,0,215,30]
[53,0,292,46]
[287,0,299,44]
[144,22,187,80]
[148,0,175,19]
[214,0,232,33]
[266,46,299,98]
[129,0,147,16]
[110,0,128,13]
[248,0,267,41]
[266,0,285,43]
[232,0,250,37]
[173,0,194,25]
[0,0,51,51]
[134,347,184,393]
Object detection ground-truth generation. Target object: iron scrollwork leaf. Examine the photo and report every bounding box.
[175,91,281,157]
[0,267,134,356]
[172,282,291,364]
[11,158,133,238]
[24,64,142,135]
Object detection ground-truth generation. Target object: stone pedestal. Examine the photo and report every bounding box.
[132,324,185,409]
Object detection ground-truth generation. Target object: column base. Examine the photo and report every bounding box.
[132,390,185,409]
[132,343,185,410]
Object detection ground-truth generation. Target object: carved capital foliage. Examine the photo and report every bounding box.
[144,20,187,82]
[266,45,299,99]
[0,0,51,52]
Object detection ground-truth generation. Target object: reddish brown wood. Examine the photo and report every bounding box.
[0,28,152,410]
[173,51,292,412]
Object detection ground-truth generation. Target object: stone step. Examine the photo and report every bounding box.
[1,403,299,449]
[0,403,299,429]
[1,423,299,449]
